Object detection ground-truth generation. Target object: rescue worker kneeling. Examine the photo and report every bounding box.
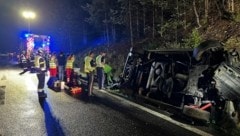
[35,49,47,98]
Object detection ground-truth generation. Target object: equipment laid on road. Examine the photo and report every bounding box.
[47,77,60,91]
[70,87,82,95]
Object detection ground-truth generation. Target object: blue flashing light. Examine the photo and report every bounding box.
[25,34,29,38]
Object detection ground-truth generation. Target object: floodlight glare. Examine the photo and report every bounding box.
[22,11,36,19]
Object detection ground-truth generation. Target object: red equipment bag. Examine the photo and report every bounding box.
[70,87,82,95]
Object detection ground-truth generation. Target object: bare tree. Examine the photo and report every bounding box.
[152,0,156,39]
[129,0,134,47]
[183,0,187,30]
[175,0,179,44]
[193,0,202,28]
[138,0,148,37]
[230,0,234,12]
[136,6,140,39]
[205,0,209,20]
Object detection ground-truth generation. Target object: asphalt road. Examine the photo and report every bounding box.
[0,57,215,136]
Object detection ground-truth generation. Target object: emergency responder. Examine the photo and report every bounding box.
[57,52,66,81]
[96,51,106,89]
[103,62,113,86]
[20,51,27,67]
[35,49,47,98]
[65,54,75,83]
[19,51,28,75]
[49,53,58,77]
[84,51,96,96]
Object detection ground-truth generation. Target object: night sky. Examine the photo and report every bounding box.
[0,0,75,53]
[0,1,36,52]
[0,1,19,52]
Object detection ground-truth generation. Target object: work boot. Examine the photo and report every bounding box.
[38,91,47,98]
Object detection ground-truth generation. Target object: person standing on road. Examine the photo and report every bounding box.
[65,54,75,83]
[19,51,28,75]
[84,51,96,96]
[96,51,106,90]
[57,51,66,81]
[49,53,58,78]
[34,49,47,98]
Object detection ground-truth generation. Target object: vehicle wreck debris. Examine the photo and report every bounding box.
[120,40,240,128]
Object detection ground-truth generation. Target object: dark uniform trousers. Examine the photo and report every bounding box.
[97,67,105,89]
[87,71,94,95]
[37,70,45,89]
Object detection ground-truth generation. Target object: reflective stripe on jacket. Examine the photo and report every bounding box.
[34,55,46,70]
[49,59,57,69]
[66,58,74,69]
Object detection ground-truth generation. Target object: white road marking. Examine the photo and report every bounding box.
[98,89,213,136]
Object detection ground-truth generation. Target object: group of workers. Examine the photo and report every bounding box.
[48,51,75,83]
[84,51,107,96]
[20,48,113,98]
[84,50,114,96]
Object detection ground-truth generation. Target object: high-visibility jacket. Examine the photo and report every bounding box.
[84,56,95,73]
[104,64,112,74]
[96,55,105,68]
[34,55,46,71]
[66,57,74,69]
[49,58,57,69]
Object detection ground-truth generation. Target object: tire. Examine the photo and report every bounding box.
[193,40,223,61]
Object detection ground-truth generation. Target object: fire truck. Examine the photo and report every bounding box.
[22,33,50,58]
[19,33,51,67]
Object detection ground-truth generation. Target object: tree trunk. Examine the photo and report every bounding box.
[193,0,202,28]
[152,1,155,39]
[205,0,209,20]
[228,0,230,11]
[136,7,140,39]
[215,0,222,18]
[160,0,164,36]
[129,0,134,47]
[105,12,110,47]
[231,0,234,12]
[143,7,146,36]
[183,0,187,30]
[176,0,179,44]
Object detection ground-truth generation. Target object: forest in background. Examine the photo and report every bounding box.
[29,0,240,81]
[44,0,240,51]
[59,0,240,79]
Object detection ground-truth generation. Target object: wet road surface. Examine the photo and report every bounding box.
[0,58,217,136]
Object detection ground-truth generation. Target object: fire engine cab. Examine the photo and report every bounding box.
[19,33,51,68]
[23,33,50,58]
